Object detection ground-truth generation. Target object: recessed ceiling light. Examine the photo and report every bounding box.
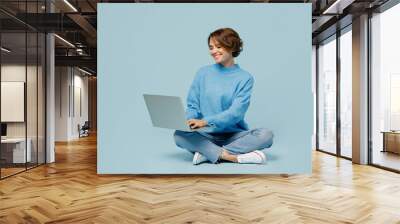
[78,67,93,76]
[63,0,78,12]
[1,47,11,53]
[323,0,355,14]
[54,34,75,48]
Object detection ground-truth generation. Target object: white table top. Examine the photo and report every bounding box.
[1,138,30,143]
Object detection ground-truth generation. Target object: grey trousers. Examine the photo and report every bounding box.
[173,128,274,163]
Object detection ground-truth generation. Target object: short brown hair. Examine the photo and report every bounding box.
[208,28,243,57]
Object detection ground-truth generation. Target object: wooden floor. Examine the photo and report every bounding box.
[1,167,26,178]
[1,134,400,224]
[1,163,45,178]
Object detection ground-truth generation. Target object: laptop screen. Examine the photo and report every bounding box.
[1,123,7,137]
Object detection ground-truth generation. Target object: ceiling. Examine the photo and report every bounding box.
[0,0,393,75]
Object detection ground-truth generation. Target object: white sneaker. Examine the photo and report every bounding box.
[237,150,266,164]
[193,152,208,165]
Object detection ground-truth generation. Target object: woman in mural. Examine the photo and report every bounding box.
[173,28,274,165]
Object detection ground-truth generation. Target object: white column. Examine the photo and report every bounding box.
[46,1,55,163]
[312,45,317,150]
[352,14,369,164]
[46,33,55,163]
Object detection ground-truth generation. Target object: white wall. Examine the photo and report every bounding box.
[70,72,89,139]
[1,65,42,137]
[55,67,89,141]
[1,65,27,142]
[55,66,69,141]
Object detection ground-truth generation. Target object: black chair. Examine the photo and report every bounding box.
[79,121,90,138]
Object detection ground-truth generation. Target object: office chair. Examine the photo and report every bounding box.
[79,121,90,138]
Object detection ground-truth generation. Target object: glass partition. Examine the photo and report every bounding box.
[317,35,337,154]
[0,1,46,179]
[1,31,28,177]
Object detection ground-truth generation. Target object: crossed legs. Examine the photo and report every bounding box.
[173,128,274,164]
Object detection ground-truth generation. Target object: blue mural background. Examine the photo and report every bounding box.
[98,3,312,174]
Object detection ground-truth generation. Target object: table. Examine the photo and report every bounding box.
[381,131,400,154]
[1,138,32,164]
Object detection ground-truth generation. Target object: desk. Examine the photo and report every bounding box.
[382,131,400,154]
[1,138,32,163]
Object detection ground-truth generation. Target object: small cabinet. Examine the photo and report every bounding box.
[382,131,400,154]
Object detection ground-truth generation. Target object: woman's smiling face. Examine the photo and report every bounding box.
[209,38,233,64]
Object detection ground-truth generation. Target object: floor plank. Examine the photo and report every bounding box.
[1,134,400,223]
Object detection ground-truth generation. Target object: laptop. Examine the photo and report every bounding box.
[143,94,208,132]
[1,123,7,140]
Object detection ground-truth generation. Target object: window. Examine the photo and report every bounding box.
[339,28,352,158]
[318,36,337,154]
[371,3,400,171]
